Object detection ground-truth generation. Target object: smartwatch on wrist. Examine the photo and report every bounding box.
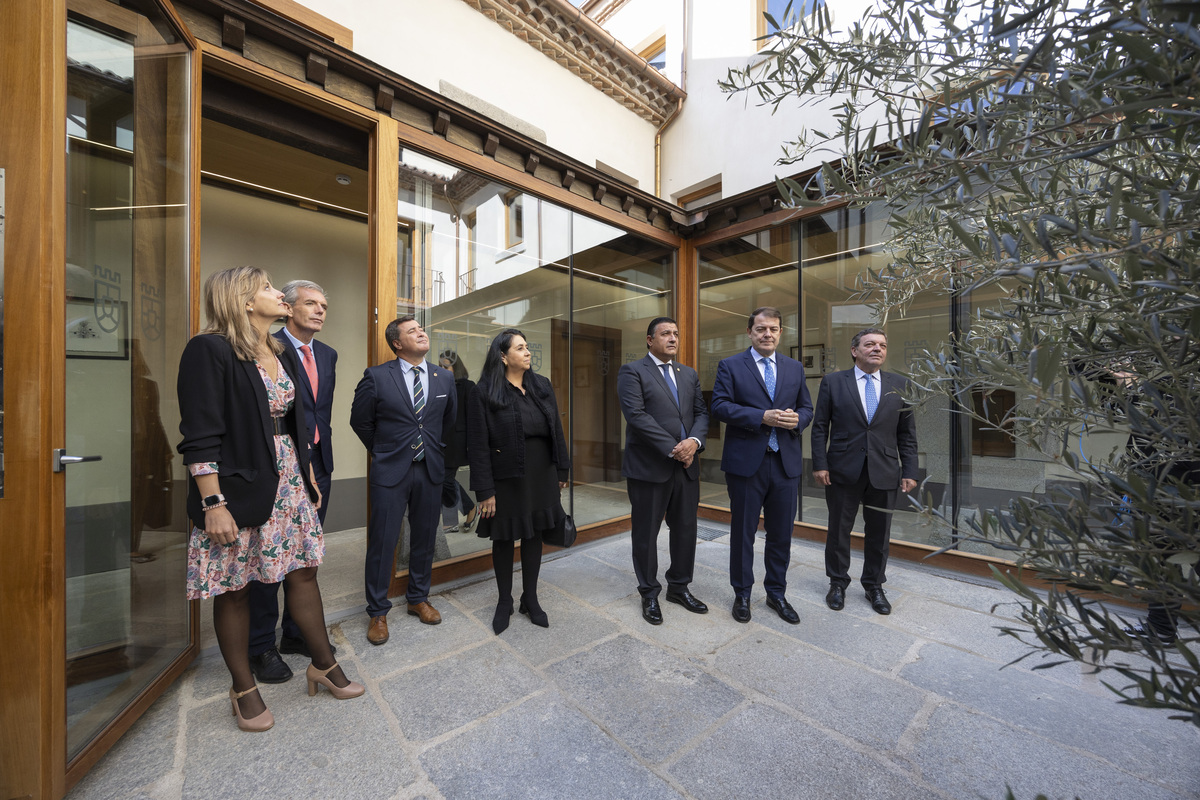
[202,493,226,510]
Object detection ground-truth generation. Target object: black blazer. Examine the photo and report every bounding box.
[617,355,708,482]
[177,334,315,529]
[445,377,475,470]
[810,367,918,490]
[467,371,570,502]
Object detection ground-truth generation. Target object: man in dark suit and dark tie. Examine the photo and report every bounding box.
[811,327,918,615]
[350,315,456,645]
[618,317,710,625]
[711,307,813,624]
[249,279,337,684]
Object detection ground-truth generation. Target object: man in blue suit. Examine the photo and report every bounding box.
[811,328,917,615]
[249,279,337,684]
[618,317,710,625]
[350,316,456,645]
[711,307,813,624]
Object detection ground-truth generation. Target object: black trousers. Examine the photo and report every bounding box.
[248,442,330,655]
[824,463,897,591]
[627,466,699,599]
[364,459,440,617]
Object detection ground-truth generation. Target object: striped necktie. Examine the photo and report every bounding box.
[412,365,425,462]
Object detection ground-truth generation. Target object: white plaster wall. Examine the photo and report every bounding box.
[297,0,658,189]
[661,0,880,200]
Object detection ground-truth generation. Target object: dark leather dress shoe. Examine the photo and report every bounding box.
[1124,620,1177,646]
[731,596,752,623]
[825,585,845,611]
[249,648,293,684]
[865,588,892,615]
[766,595,800,625]
[279,635,336,659]
[642,597,663,625]
[665,588,708,614]
[367,615,390,645]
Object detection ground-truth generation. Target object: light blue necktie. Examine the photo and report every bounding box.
[762,357,778,452]
[412,365,425,461]
[864,373,878,424]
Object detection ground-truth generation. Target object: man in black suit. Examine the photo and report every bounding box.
[350,316,456,645]
[812,327,918,615]
[617,317,710,625]
[711,307,813,624]
[249,279,337,683]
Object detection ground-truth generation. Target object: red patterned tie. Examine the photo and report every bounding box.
[299,344,319,444]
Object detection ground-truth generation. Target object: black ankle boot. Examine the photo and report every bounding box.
[493,599,514,634]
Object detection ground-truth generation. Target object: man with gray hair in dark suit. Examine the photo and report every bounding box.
[249,279,338,683]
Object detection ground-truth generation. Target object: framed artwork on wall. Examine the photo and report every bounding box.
[66,297,128,360]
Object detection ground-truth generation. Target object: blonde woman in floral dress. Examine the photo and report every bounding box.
[177,266,363,732]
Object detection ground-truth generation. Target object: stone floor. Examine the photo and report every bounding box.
[69,526,1200,800]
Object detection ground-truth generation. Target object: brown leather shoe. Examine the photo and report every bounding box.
[367,615,389,645]
[407,601,442,625]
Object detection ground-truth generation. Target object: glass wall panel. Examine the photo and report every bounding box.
[697,225,800,509]
[64,0,190,759]
[399,149,676,565]
[571,216,674,525]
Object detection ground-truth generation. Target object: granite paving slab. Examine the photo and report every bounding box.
[887,594,1036,663]
[539,552,643,607]
[419,693,683,799]
[180,685,415,800]
[788,608,921,672]
[66,682,182,800]
[483,588,621,667]
[908,703,1195,800]
[669,702,936,800]
[714,630,928,751]
[900,642,1200,786]
[378,639,544,741]
[547,634,743,763]
[341,601,489,676]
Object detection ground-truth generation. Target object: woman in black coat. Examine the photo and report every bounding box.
[468,328,570,634]
[178,266,363,732]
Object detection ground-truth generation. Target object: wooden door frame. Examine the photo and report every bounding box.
[0,3,69,796]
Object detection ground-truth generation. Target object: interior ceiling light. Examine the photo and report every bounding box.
[335,173,352,185]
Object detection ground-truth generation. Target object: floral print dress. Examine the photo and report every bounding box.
[185,358,324,599]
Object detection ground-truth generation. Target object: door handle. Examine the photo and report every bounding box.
[52,448,102,473]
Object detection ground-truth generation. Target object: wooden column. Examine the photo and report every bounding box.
[676,237,698,369]
[371,115,400,364]
[0,1,68,798]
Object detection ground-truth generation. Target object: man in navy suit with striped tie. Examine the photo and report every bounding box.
[811,328,918,615]
[711,307,813,624]
[618,317,710,625]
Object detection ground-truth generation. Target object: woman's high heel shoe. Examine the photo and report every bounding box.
[230,685,274,732]
[518,597,549,628]
[493,599,514,635]
[306,663,365,699]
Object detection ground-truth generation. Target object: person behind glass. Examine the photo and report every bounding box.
[177,266,363,733]
[467,329,570,635]
[248,279,338,685]
[438,350,478,534]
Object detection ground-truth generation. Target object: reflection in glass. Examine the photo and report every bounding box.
[395,150,674,571]
[65,1,190,759]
